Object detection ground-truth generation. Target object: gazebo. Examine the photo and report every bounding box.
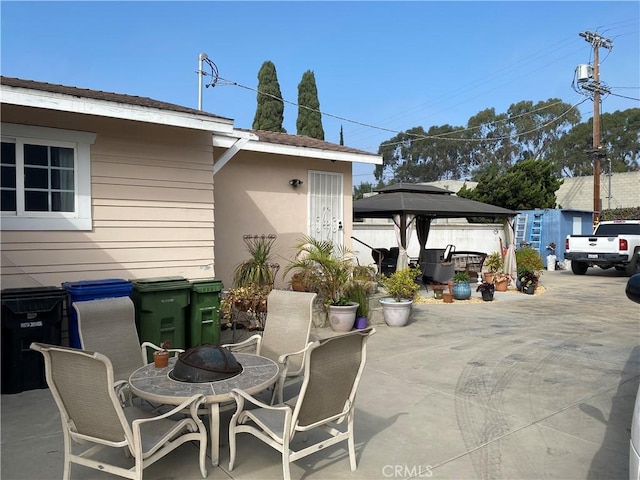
[353,183,518,280]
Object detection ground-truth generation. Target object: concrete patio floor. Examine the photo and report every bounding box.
[2,268,639,480]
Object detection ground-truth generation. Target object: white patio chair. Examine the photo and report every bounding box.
[222,289,317,404]
[228,327,375,480]
[73,296,183,382]
[30,342,208,480]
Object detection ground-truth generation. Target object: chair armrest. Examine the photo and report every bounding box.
[132,394,206,425]
[221,334,262,355]
[140,342,184,365]
[114,380,130,405]
[230,388,291,412]
[277,342,315,378]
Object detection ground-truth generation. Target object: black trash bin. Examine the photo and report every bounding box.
[1,286,66,394]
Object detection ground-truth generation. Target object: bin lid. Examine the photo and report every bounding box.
[191,279,224,293]
[2,286,66,300]
[131,276,191,292]
[62,278,132,293]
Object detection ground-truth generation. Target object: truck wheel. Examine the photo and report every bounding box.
[625,251,640,276]
[571,261,588,275]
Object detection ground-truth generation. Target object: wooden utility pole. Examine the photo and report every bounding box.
[579,31,613,227]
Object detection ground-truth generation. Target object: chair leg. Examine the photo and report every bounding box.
[282,449,291,480]
[348,415,357,471]
[228,419,237,471]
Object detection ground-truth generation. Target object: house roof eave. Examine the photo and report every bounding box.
[1,80,236,134]
[212,133,382,165]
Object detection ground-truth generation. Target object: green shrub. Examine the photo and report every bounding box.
[380,266,421,301]
[515,247,544,272]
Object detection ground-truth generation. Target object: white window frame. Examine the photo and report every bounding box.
[1,123,96,231]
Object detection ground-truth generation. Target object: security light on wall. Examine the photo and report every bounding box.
[289,179,304,188]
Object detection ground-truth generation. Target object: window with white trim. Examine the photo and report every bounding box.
[1,124,96,231]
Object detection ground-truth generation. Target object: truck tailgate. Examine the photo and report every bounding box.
[567,235,621,254]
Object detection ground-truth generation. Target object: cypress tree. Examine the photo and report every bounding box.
[296,70,324,140]
[252,61,286,133]
[339,125,344,145]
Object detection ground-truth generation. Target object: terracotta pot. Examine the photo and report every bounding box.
[494,278,508,292]
[442,292,454,303]
[484,273,495,283]
[153,352,169,368]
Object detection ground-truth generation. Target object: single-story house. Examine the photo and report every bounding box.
[0,76,381,290]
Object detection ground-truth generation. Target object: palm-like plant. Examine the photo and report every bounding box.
[233,234,280,287]
[283,235,355,306]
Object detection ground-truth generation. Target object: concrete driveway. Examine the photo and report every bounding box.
[2,268,639,479]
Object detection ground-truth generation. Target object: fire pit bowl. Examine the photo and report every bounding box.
[169,345,242,383]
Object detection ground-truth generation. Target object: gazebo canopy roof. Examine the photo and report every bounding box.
[353,182,517,219]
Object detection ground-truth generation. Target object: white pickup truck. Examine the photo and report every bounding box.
[565,220,640,276]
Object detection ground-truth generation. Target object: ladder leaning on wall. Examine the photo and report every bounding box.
[515,213,528,248]
[528,213,543,251]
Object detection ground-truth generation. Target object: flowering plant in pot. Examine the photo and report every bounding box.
[476,281,495,301]
[518,269,537,294]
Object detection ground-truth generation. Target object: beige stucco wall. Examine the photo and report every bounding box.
[1,105,216,288]
[213,149,354,290]
[555,171,640,211]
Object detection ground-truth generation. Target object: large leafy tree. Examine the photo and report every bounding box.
[458,158,563,210]
[375,98,580,184]
[548,108,640,176]
[507,98,580,161]
[252,61,286,133]
[375,125,469,182]
[296,70,324,139]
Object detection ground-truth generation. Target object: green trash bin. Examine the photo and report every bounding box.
[130,276,191,361]
[189,279,224,347]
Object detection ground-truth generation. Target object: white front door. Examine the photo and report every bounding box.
[308,171,343,246]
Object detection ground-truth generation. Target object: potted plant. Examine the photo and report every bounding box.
[379,265,421,327]
[348,281,369,329]
[515,246,544,273]
[153,340,171,368]
[483,251,504,283]
[283,236,358,332]
[493,272,509,291]
[476,281,496,301]
[518,269,537,294]
[233,234,280,287]
[452,271,471,300]
[220,284,271,331]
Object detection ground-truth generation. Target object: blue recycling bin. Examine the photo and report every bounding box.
[62,279,133,348]
[1,286,66,394]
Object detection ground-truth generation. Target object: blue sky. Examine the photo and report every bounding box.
[2,1,639,185]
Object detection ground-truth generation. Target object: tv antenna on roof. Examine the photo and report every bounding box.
[197,53,219,110]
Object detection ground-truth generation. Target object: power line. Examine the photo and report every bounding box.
[220,76,589,146]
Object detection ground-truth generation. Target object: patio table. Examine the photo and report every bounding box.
[129,353,279,466]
